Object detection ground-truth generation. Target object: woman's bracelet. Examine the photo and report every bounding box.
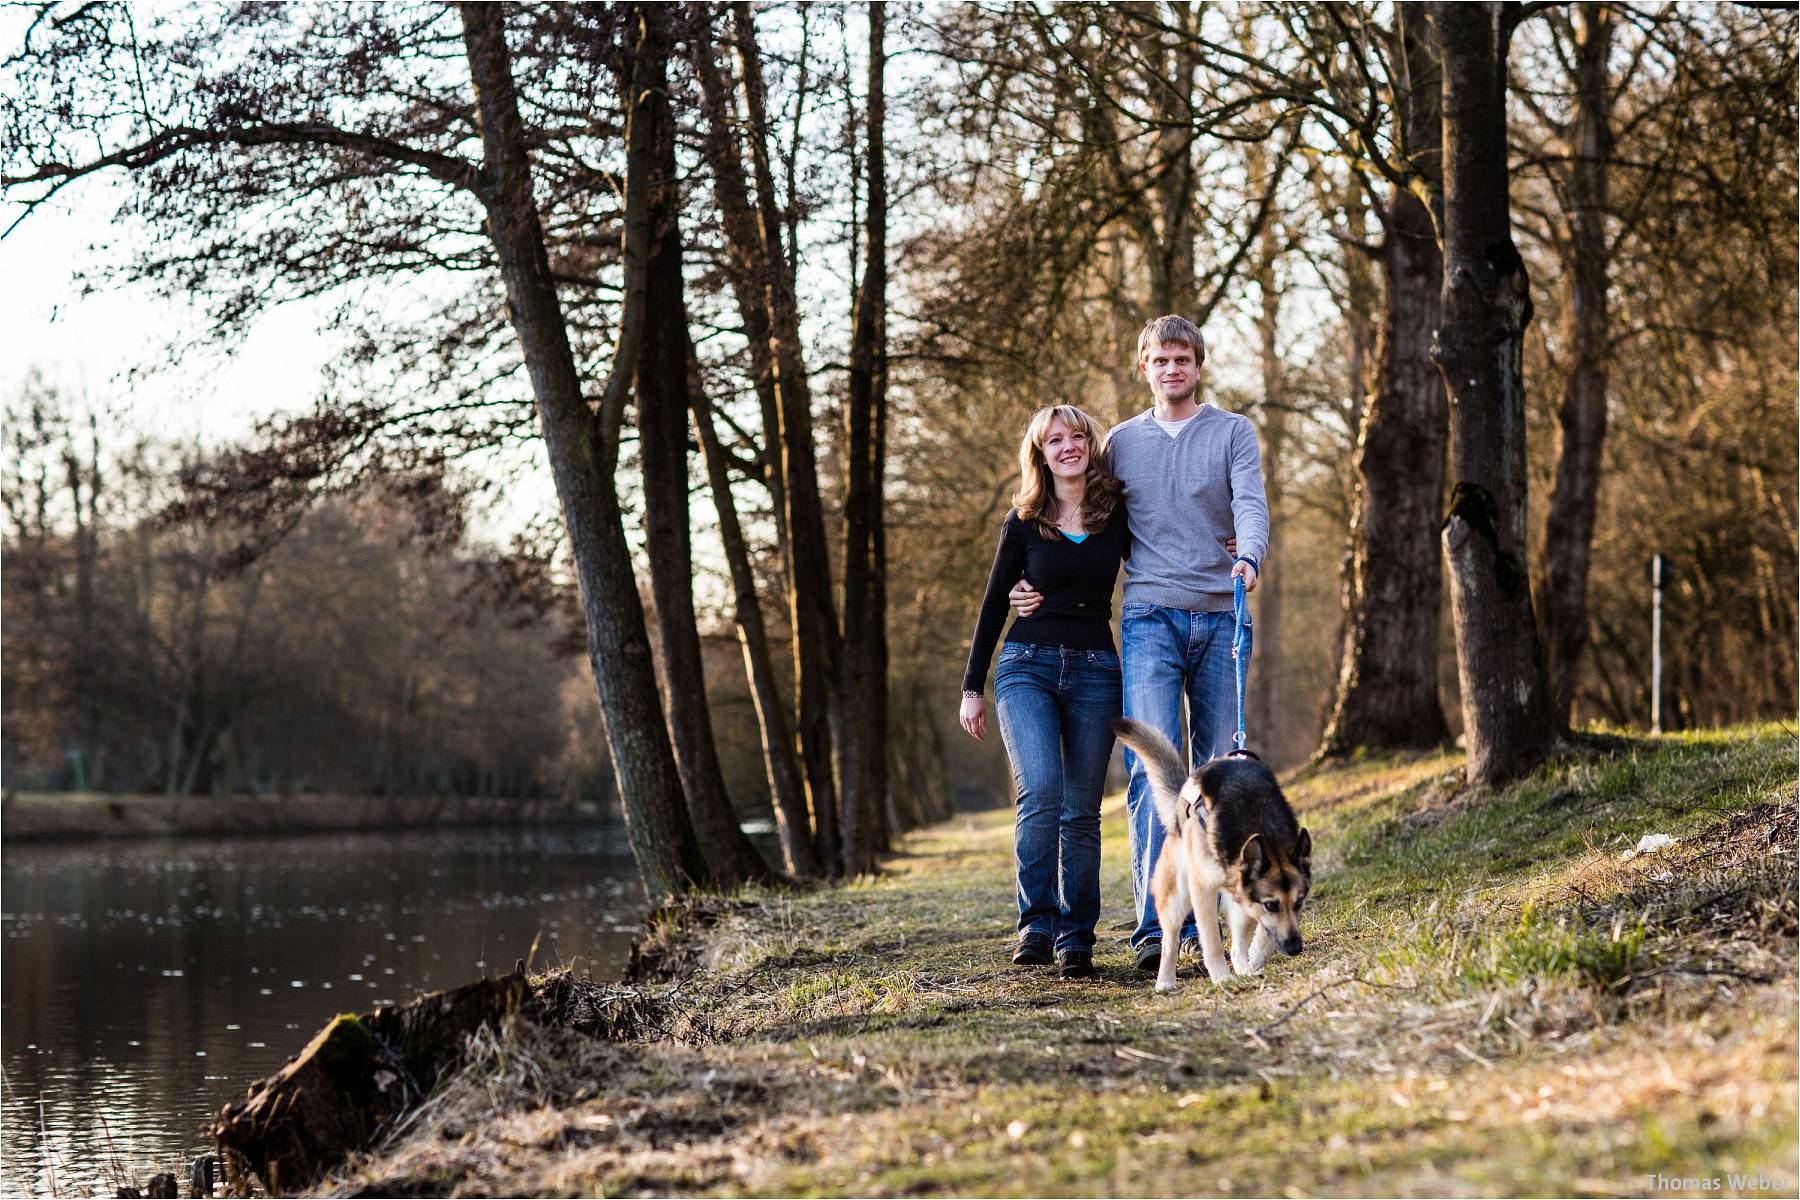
[961,689,981,700]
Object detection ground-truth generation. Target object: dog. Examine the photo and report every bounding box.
[1112,718,1312,991]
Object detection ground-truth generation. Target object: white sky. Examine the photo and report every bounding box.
[1,173,338,446]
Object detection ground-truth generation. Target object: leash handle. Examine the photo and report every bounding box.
[1231,573,1249,753]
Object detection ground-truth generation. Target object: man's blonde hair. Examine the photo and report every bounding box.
[1135,315,1207,368]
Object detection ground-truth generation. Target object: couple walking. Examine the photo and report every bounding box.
[959,315,1270,980]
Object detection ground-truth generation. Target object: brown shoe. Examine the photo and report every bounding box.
[1058,951,1096,980]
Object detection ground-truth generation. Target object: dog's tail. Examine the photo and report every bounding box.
[1111,718,1188,833]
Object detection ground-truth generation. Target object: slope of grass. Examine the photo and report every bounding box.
[331,726,1797,1198]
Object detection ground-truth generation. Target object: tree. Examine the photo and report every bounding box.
[1532,3,1615,722]
[1317,3,1453,757]
[702,2,846,873]
[690,354,821,877]
[632,1,774,886]
[1432,0,1561,783]
[457,1,715,895]
[839,2,892,876]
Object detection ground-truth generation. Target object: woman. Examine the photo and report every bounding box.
[959,405,1129,980]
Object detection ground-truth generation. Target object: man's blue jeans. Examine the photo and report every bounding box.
[993,644,1122,955]
[1120,601,1252,951]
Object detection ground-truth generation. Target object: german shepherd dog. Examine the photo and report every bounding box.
[1112,719,1312,991]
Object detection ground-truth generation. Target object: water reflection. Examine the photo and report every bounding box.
[2,825,645,1197]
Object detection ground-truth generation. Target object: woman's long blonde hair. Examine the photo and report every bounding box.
[1012,405,1122,540]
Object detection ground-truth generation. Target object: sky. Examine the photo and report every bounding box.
[0,0,338,448]
[1,173,339,447]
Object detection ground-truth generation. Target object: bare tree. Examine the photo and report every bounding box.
[459,1,712,893]
[839,1,891,876]
[633,1,774,886]
[1523,3,1617,723]
[1432,1,1561,782]
[1317,3,1453,757]
[721,1,846,873]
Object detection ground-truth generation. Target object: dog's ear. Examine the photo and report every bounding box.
[1295,828,1312,871]
[1237,833,1266,879]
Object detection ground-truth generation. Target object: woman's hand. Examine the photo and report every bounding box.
[959,694,987,741]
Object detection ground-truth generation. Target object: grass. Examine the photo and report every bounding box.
[329,724,1797,1198]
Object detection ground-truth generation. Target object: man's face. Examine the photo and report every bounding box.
[1139,341,1200,405]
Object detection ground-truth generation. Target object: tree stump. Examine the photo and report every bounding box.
[211,975,527,1195]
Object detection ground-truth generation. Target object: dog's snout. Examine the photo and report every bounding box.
[1280,935,1303,957]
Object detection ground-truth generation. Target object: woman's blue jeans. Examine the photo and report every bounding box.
[993,644,1122,955]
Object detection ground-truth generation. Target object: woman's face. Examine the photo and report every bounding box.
[1040,415,1090,482]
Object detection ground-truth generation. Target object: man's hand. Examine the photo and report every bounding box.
[1008,578,1042,617]
[1232,557,1259,593]
[959,694,987,741]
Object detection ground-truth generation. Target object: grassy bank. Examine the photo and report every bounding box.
[330,726,1796,1198]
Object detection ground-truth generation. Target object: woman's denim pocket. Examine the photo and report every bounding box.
[1087,650,1122,671]
[998,642,1034,663]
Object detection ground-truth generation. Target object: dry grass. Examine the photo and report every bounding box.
[323,725,1798,1198]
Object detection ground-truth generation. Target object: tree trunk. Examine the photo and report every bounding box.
[1319,4,1452,757]
[1147,3,1197,316]
[690,25,791,572]
[1540,2,1614,724]
[69,413,101,786]
[732,0,844,873]
[839,3,890,875]
[459,1,707,900]
[1431,1,1560,784]
[636,4,774,888]
[1249,222,1286,756]
[691,346,821,878]
[869,307,892,839]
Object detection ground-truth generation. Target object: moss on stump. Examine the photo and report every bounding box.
[211,974,527,1195]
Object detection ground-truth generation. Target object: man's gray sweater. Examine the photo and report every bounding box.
[1104,405,1271,613]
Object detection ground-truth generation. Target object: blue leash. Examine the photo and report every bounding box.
[1231,573,1249,755]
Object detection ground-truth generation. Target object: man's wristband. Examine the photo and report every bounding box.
[1234,555,1260,573]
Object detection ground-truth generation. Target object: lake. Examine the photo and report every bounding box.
[1,825,648,1197]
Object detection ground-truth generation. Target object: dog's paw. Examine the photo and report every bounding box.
[1154,977,1179,993]
[1231,954,1261,977]
[1204,956,1233,984]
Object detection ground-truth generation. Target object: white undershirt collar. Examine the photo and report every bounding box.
[1152,404,1207,438]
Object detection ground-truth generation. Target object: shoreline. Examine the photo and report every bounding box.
[305,724,1796,1197]
[0,790,616,844]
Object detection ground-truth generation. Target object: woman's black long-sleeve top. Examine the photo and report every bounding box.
[960,507,1131,695]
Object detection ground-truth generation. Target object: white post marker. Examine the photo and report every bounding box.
[1650,554,1668,734]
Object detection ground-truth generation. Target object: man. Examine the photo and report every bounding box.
[1011,314,1269,973]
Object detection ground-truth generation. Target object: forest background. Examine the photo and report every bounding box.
[3,1,1794,895]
